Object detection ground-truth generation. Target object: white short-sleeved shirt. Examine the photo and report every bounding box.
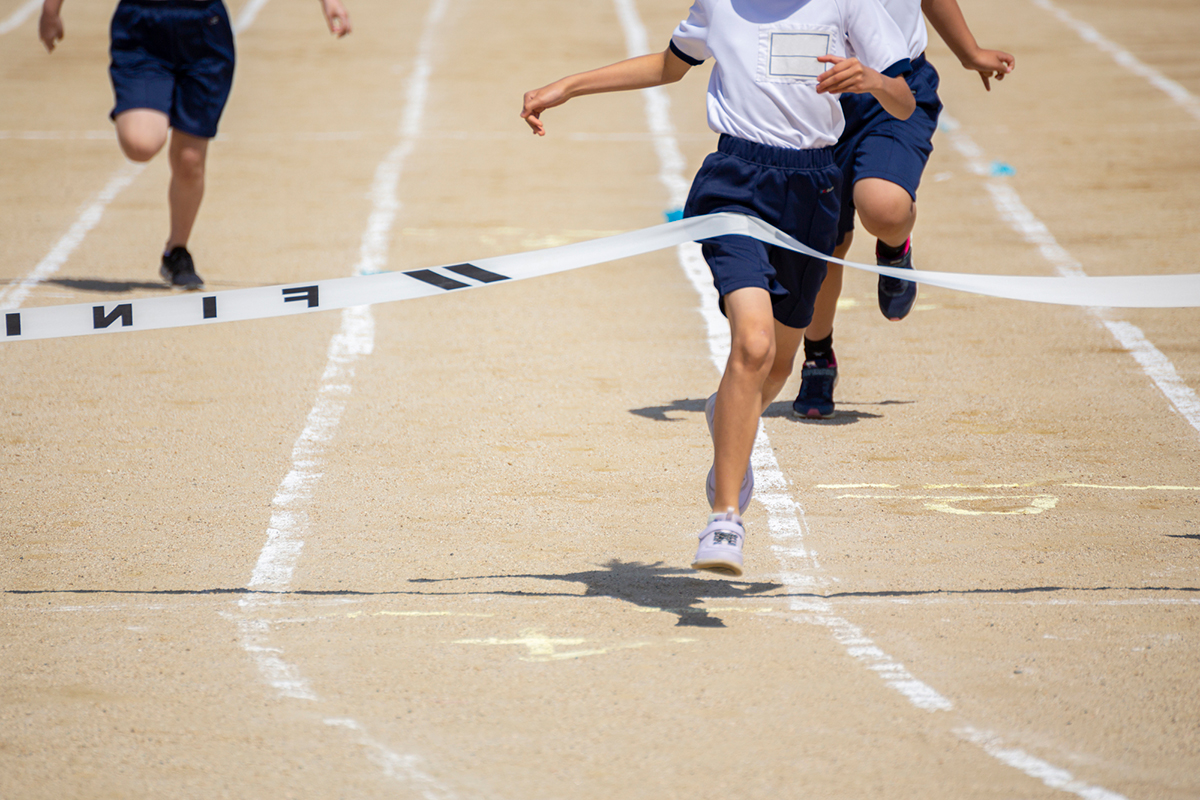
[861,0,928,61]
[670,0,911,150]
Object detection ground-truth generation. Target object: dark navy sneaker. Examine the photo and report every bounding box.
[792,354,838,419]
[160,246,205,290]
[877,238,916,321]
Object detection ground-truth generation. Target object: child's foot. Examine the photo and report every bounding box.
[692,511,745,576]
[792,353,838,419]
[877,238,916,321]
[161,246,205,290]
[704,392,754,514]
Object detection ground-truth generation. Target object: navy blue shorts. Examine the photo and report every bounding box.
[683,135,841,330]
[109,0,236,139]
[836,54,943,244]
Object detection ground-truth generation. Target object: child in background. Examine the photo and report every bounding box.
[793,0,1013,419]
[522,0,914,576]
[39,0,352,289]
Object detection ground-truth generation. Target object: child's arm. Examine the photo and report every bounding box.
[318,0,352,37]
[521,48,692,136]
[815,55,915,120]
[39,0,64,52]
[921,0,1013,90]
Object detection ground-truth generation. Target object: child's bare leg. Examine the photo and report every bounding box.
[114,109,170,163]
[712,287,775,512]
[806,234,853,341]
[762,321,804,409]
[166,130,209,250]
[853,177,915,248]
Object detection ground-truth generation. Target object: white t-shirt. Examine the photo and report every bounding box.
[864,0,928,61]
[670,0,911,149]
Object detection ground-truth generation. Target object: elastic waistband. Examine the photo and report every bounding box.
[118,0,225,8]
[717,135,835,169]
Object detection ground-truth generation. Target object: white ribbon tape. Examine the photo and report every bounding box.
[4,212,1198,344]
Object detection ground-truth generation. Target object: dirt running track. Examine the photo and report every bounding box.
[2,0,1198,797]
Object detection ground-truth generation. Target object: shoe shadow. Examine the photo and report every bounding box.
[45,277,172,294]
[411,559,783,628]
[628,397,707,422]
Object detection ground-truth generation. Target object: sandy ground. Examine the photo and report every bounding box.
[1,0,1198,797]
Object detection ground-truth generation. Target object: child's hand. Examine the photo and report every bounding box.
[815,55,879,95]
[319,0,351,37]
[39,9,64,52]
[520,83,567,136]
[962,48,1014,91]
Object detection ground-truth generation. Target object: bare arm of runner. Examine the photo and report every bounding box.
[521,48,692,136]
[39,0,64,52]
[922,0,1014,90]
[319,0,352,37]
[816,55,915,120]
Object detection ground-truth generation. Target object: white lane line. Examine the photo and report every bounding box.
[232,0,272,33]
[957,727,1129,800]
[0,0,39,36]
[1,0,274,309]
[0,162,144,311]
[941,115,1200,437]
[234,0,459,795]
[614,0,1130,795]
[1029,0,1200,123]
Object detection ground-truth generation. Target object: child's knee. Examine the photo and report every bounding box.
[117,134,164,163]
[730,327,775,374]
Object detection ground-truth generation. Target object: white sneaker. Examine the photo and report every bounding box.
[705,393,754,514]
[691,511,745,577]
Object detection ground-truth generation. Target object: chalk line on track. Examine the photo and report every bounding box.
[0,0,38,36]
[231,0,460,795]
[614,0,1132,796]
[1030,0,1200,124]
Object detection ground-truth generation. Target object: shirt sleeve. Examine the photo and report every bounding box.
[670,0,712,65]
[844,0,912,77]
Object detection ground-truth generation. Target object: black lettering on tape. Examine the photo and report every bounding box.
[404,270,469,291]
[446,263,510,284]
[282,285,319,308]
[93,304,133,329]
[202,296,217,319]
[5,313,20,337]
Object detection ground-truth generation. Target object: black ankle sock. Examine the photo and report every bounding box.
[876,239,907,260]
[804,333,833,362]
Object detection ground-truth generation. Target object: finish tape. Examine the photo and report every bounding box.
[3,212,1198,344]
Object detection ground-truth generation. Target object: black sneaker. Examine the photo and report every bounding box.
[160,246,205,290]
[877,238,916,321]
[792,354,838,419]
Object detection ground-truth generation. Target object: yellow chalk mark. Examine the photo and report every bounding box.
[454,629,655,662]
[817,483,899,489]
[837,493,1059,516]
[925,483,1034,489]
[835,298,859,310]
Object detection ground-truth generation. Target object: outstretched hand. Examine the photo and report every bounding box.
[521,83,568,136]
[815,54,879,95]
[964,48,1015,90]
[319,0,351,37]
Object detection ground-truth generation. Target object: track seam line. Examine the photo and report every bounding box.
[614,0,1131,796]
[232,0,458,796]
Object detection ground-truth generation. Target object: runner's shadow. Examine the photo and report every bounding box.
[411,559,783,628]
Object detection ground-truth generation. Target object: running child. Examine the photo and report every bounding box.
[522,0,915,576]
[792,0,1014,419]
[39,0,352,289]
